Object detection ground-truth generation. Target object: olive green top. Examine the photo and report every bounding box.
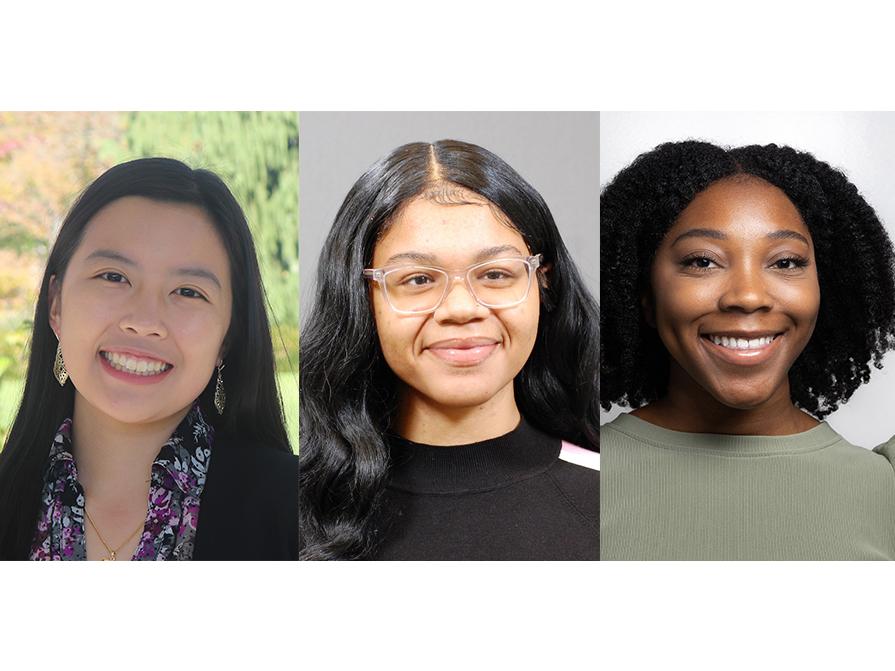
[601,413,895,560]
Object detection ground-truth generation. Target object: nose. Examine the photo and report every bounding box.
[433,276,489,323]
[118,291,168,338]
[718,263,773,313]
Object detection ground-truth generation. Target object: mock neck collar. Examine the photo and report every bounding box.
[386,417,560,494]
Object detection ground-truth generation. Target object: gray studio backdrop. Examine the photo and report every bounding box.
[299,112,599,322]
[600,112,895,449]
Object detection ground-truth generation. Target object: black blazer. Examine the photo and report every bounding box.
[193,436,298,560]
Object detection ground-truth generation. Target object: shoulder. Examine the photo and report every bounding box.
[599,412,647,449]
[207,435,298,496]
[546,442,599,528]
[872,436,895,477]
[195,435,298,560]
[817,426,895,472]
[212,434,298,467]
[559,440,600,471]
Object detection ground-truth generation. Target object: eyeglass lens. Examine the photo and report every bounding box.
[383,259,533,313]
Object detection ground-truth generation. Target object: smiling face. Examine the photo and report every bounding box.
[649,176,820,411]
[49,196,233,426]
[370,191,541,413]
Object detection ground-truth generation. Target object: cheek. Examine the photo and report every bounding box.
[785,277,820,316]
[651,277,717,359]
[175,306,232,361]
[59,286,116,338]
[783,277,821,342]
[176,310,223,340]
[653,281,708,334]
[371,295,417,368]
[507,297,541,360]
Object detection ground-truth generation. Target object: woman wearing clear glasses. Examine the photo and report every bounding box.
[299,139,599,560]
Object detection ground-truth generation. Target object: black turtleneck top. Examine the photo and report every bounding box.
[372,418,599,560]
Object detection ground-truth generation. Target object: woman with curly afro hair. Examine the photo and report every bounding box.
[600,140,895,560]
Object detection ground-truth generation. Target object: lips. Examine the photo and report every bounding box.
[98,348,174,383]
[699,331,784,366]
[425,337,500,366]
[704,333,779,351]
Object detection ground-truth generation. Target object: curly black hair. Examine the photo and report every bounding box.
[600,140,895,419]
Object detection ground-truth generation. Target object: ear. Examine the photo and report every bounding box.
[537,262,552,290]
[217,339,229,367]
[366,278,382,319]
[48,275,62,339]
[640,289,656,328]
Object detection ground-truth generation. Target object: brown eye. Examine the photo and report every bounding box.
[405,274,435,286]
[175,287,207,300]
[772,257,808,271]
[99,271,128,284]
[682,255,718,270]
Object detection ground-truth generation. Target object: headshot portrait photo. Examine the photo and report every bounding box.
[298,111,600,560]
[600,111,895,448]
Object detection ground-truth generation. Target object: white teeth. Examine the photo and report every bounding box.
[102,352,170,376]
[708,335,776,350]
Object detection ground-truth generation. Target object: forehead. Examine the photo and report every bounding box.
[73,196,230,272]
[670,177,810,240]
[373,194,528,265]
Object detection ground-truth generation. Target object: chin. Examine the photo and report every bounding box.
[431,391,501,409]
[419,379,509,410]
[103,406,179,425]
[709,389,777,411]
[82,391,189,426]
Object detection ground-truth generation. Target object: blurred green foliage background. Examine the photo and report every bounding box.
[0,112,299,450]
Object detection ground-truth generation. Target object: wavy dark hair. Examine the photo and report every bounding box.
[601,140,895,418]
[0,157,290,560]
[300,139,599,560]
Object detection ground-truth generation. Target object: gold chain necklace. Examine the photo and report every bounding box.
[84,509,145,561]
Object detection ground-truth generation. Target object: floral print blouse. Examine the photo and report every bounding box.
[29,405,213,561]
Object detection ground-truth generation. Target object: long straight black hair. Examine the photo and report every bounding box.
[0,157,290,560]
[299,140,599,560]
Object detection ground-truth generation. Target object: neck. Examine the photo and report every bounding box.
[633,367,818,436]
[71,394,190,500]
[395,383,521,445]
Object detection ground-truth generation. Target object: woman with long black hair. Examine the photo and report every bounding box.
[300,139,599,560]
[0,158,297,560]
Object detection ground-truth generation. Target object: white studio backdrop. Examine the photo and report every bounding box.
[600,112,895,449]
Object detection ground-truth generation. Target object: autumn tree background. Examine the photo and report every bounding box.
[0,112,299,449]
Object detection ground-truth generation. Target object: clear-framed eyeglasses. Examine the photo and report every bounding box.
[363,254,543,315]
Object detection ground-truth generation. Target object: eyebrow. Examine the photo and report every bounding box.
[473,245,526,262]
[385,251,438,264]
[84,249,222,289]
[174,267,223,289]
[86,249,137,266]
[766,229,810,245]
[671,228,810,246]
[384,245,526,266]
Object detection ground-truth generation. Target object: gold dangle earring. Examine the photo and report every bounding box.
[214,362,226,414]
[53,342,69,386]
